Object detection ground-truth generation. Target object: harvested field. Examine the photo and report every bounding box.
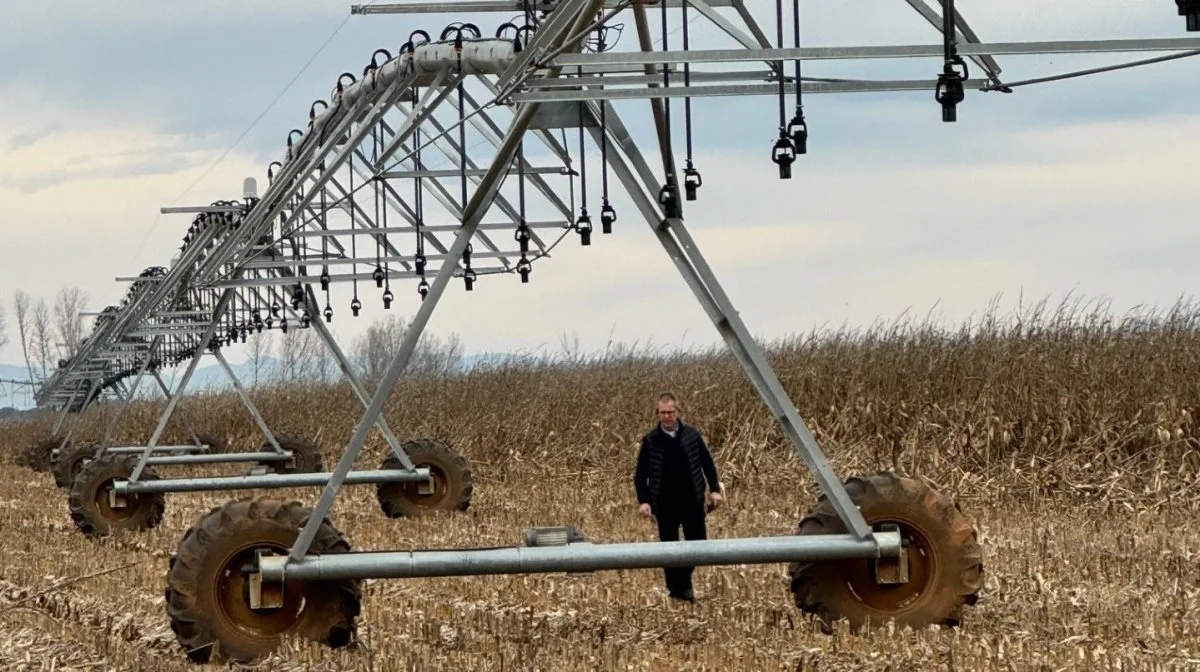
[1,298,1199,670]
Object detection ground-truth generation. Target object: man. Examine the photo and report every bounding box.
[634,391,724,602]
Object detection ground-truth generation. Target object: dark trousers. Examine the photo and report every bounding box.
[654,501,707,596]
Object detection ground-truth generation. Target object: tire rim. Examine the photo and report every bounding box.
[212,541,307,641]
[94,478,147,523]
[842,518,937,614]
[404,462,448,506]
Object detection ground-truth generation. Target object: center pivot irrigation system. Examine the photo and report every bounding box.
[25,0,1200,663]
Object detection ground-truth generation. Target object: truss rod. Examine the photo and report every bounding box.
[323,171,411,263]
[337,138,454,261]
[296,173,424,268]
[549,37,1200,71]
[288,220,568,236]
[368,112,528,264]
[902,0,1003,81]
[456,86,576,223]
[512,78,994,102]
[686,0,785,81]
[209,267,505,288]
[379,108,543,264]
[381,167,567,178]
[528,69,786,88]
[242,250,531,269]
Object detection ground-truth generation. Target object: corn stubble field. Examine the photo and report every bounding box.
[1,298,1198,670]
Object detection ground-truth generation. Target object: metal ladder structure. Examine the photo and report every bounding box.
[26,0,1200,664]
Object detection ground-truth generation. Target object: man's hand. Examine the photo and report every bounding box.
[708,491,724,511]
[638,503,652,518]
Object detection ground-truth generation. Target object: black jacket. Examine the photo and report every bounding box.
[634,421,721,511]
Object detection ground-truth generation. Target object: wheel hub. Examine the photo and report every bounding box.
[847,520,935,613]
[399,463,446,506]
[215,543,305,640]
[97,479,146,521]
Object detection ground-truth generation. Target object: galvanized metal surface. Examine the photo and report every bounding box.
[113,467,432,495]
[259,530,902,581]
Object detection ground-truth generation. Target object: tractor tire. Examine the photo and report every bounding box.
[53,441,104,489]
[164,497,361,664]
[376,438,473,517]
[22,435,65,472]
[67,453,165,538]
[787,471,983,633]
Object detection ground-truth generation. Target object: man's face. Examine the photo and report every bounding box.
[657,400,678,430]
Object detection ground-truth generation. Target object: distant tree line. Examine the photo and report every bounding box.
[243,313,465,391]
[0,289,464,400]
[1,287,90,384]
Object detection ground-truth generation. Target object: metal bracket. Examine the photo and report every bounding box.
[249,552,285,610]
[107,488,128,510]
[524,525,588,547]
[417,475,436,496]
[525,526,593,576]
[871,524,909,585]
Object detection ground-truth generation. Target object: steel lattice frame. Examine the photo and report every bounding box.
[24,0,1200,661]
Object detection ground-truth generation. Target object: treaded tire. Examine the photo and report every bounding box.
[22,435,65,472]
[260,434,323,474]
[68,453,165,537]
[53,441,104,489]
[164,497,361,664]
[787,471,983,633]
[376,438,473,517]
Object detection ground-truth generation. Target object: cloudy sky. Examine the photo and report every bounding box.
[2,0,1198,375]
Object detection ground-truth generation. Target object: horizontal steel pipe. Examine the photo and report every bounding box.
[511,79,994,103]
[145,451,294,466]
[548,37,1200,68]
[113,467,431,495]
[106,444,210,454]
[259,531,901,582]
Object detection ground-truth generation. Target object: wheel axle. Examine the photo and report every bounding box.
[112,467,433,495]
[254,530,902,583]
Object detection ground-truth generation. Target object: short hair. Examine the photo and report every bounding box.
[657,391,678,406]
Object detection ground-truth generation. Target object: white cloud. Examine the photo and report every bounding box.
[4,1,347,28]
[0,91,268,368]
